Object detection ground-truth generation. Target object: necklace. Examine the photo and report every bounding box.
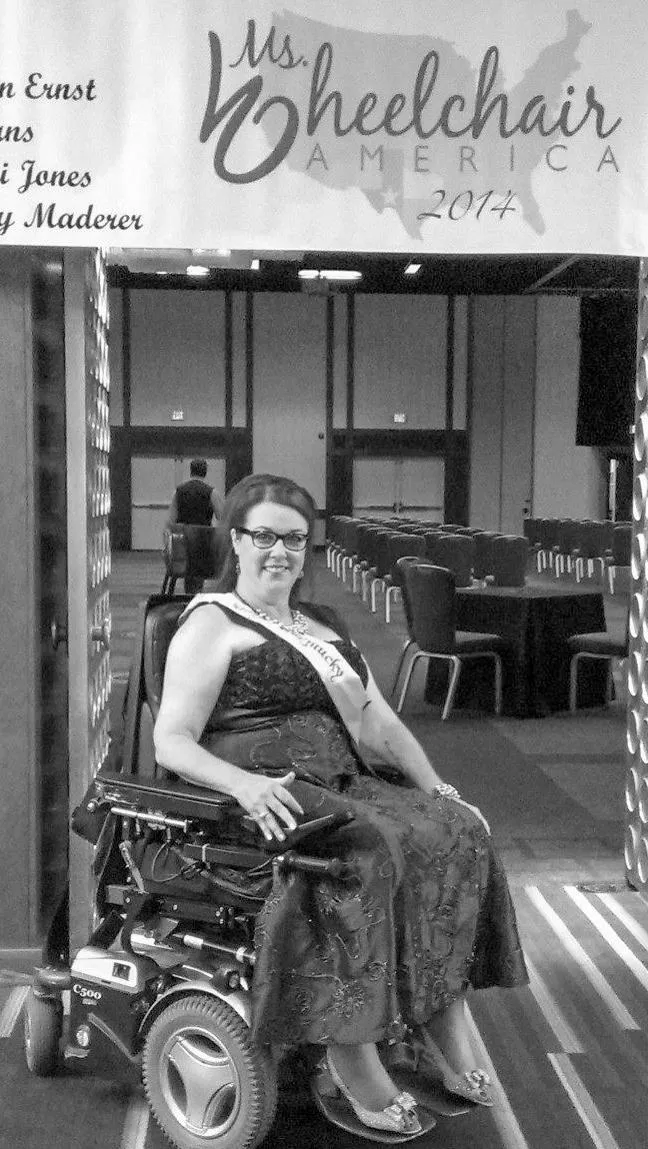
[234,591,310,637]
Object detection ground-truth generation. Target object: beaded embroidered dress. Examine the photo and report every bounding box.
[193,602,528,1046]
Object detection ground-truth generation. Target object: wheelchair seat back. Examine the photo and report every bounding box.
[144,599,188,717]
[124,596,188,780]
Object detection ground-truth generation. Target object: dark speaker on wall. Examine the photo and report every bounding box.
[576,296,637,446]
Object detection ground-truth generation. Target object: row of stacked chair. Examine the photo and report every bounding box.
[327,517,629,720]
[326,516,530,623]
[391,556,627,720]
[523,517,631,591]
[390,557,504,719]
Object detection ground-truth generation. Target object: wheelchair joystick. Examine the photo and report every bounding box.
[275,851,348,878]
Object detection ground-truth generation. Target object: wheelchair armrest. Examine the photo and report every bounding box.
[92,769,237,825]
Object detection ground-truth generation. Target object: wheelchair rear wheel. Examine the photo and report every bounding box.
[142,993,278,1149]
[24,988,63,1076]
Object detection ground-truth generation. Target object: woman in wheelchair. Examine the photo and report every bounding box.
[153,473,528,1138]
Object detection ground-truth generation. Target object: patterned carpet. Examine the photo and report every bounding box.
[1,550,641,1149]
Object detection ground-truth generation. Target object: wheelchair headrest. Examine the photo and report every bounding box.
[143,599,188,718]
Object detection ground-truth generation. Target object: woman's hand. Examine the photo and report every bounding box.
[232,770,305,842]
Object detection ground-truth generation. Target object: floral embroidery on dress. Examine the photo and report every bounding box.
[330,978,372,1019]
[186,608,528,1046]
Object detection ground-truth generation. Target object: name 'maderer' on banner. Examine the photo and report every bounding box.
[1,0,648,254]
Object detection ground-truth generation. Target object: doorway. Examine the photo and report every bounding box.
[131,454,226,549]
[353,455,445,521]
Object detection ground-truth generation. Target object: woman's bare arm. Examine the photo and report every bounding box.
[358,666,490,829]
[153,607,304,838]
[358,667,444,792]
[154,606,248,794]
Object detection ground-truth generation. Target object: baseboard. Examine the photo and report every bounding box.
[0,947,40,972]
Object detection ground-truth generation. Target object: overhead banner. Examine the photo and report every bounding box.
[2,0,648,253]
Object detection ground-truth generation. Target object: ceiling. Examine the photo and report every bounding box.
[107,248,640,297]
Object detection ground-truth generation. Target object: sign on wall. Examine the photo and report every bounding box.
[1,0,648,254]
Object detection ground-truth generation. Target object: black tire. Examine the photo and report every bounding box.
[142,994,278,1149]
[24,988,63,1076]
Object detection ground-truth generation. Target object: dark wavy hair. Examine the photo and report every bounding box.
[189,457,208,477]
[215,473,316,604]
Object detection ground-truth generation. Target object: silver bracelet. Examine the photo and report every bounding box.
[433,782,461,800]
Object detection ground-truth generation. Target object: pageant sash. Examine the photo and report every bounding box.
[183,592,368,745]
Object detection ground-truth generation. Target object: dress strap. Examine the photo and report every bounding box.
[178,597,271,640]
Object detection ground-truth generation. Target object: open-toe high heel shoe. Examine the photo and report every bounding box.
[326,1051,423,1136]
[416,1035,494,1107]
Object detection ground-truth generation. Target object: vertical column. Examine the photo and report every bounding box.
[65,249,112,953]
[468,297,505,530]
[0,253,39,947]
[626,260,648,888]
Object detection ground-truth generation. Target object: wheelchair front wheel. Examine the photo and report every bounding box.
[142,993,278,1149]
[24,988,63,1076]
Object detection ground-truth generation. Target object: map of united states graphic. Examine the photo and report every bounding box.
[255,9,593,237]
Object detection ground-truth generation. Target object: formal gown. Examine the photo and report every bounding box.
[184,601,529,1047]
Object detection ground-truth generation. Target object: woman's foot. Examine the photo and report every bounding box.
[416,1034,493,1107]
[416,999,494,1107]
[326,1044,423,1135]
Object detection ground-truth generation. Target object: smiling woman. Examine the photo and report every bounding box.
[233,507,310,618]
[216,473,317,609]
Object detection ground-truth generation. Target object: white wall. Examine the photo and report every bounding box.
[252,292,327,506]
[468,296,536,534]
[333,294,347,428]
[231,292,247,427]
[108,287,123,425]
[354,294,447,428]
[501,297,537,528]
[467,293,606,530]
[534,297,606,519]
[453,297,468,430]
[107,287,607,528]
[130,289,226,426]
[469,297,506,531]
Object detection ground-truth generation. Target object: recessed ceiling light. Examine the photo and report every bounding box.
[299,269,362,281]
[186,264,210,276]
[320,269,362,281]
[404,262,421,275]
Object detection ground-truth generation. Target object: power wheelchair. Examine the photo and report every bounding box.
[24,594,437,1148]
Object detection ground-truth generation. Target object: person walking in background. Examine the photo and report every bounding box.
[166,457,223,531]
[166,458,224,594]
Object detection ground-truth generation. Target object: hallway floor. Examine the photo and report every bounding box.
[0,551,642,1149]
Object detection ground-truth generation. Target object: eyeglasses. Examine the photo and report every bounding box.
[236,527,309,551]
